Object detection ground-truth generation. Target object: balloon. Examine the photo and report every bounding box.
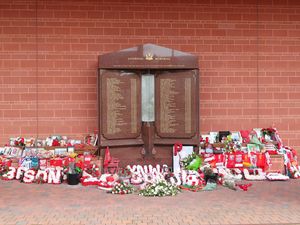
[186,156,202,171]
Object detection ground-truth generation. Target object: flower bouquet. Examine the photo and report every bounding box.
[111,182,134,195]
[139,180,180,197]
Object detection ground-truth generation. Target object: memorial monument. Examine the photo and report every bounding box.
[98,44,199,166]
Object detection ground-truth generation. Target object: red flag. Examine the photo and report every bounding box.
[173,142,183,156]
[103,146,112,167]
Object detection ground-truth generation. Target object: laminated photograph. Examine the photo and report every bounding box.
[209,132,218,143]
[231,131,242,143]
[172,145,193,174]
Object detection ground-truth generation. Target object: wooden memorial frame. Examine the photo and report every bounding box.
[98,44,199,165]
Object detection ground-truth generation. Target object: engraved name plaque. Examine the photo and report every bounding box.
[155,70,197,138]
[101,71,141,140]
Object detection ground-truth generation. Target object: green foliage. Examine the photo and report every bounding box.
[181,152,202,171]
[224,135,234,153]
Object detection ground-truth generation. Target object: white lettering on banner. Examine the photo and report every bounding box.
[2,167,63,184]
[46,168,62,184]
[126,164,168,184]
[16,167,28,180]
[35,170,48,182]
[23,170,35,183]
[3,167,16,180]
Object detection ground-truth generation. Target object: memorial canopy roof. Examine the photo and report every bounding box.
[98,43,198,70]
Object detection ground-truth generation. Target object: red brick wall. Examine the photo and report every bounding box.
[0,0,299,151]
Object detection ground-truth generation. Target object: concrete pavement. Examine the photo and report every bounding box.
[0,179,300,225]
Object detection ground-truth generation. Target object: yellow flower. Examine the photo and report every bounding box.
[69,153,78,158]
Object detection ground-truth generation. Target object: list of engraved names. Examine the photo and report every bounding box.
[106,78,126,134]
[159,78,192,135]
[160,79,180,133]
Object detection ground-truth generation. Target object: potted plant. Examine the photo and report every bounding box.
[67,162,82,185]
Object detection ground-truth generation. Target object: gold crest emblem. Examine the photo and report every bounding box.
[145,52,154,61]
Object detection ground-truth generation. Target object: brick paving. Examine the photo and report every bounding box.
[0,179,300,225]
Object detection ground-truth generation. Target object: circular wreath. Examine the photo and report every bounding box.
[181,152,202,171]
